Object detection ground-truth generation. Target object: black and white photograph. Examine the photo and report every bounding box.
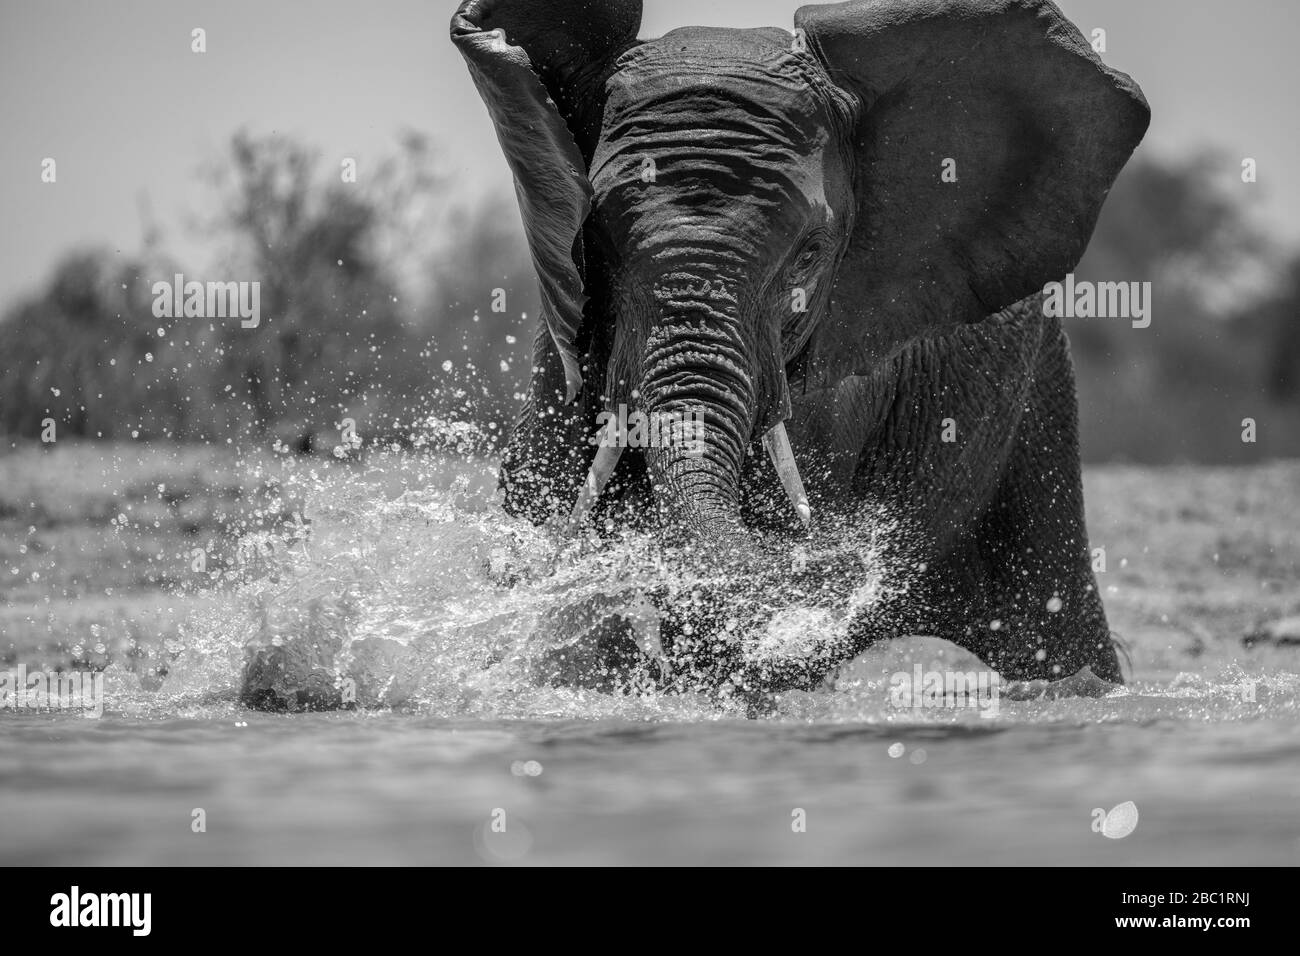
[1,0,1297,894]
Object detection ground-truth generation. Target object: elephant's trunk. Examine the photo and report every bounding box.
[638,272,754,554]
[566,267,812,547]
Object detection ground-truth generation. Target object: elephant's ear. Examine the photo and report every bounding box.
[795,0,1149,381]
[451,0,642,402]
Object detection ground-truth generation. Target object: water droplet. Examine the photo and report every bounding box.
[1103,801,1139,839]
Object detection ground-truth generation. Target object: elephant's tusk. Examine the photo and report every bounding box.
[762,421,811,528]
[567,421,624,533]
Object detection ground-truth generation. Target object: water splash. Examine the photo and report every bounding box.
[80,423,1298,727]
[97,411,901,719]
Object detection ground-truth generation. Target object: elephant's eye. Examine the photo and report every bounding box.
[791,239,823,276]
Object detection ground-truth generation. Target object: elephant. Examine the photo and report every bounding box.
[452,0,1150,699]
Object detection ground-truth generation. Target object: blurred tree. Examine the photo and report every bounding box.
[198,131,423,447]
[1259,258,1300,401]
[1071,149,1300,462]
[0,250,176,440]
[424,194,538,437]
[4,139,1294,462]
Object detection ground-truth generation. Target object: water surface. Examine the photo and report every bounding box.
[2,449,1297,865]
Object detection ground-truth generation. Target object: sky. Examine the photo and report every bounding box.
[2,0,1298,307]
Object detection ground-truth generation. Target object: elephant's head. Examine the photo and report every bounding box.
[453,0,1148,553]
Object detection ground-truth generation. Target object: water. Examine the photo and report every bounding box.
[2,445,1298,865]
